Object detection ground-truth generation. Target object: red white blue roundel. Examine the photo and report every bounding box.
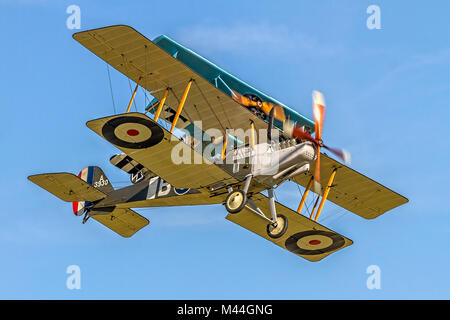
[72,166,94,216]
[101,116,164,149]
[174,188,190,195]
[284,230,345,255]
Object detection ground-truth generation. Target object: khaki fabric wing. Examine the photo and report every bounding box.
[226,193,353,262]
[73,25,269,133]
[28,173,106,202]
[292,154,408,219]
[86,112,237,189]
[92,208,149,238]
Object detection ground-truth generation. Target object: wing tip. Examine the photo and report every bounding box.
[72,24,136,38]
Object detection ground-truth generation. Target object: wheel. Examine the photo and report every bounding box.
[225,189,247,214]
[267,214,288,238]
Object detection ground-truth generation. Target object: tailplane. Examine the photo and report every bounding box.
[29,166,149,237]
[28,166,113,216]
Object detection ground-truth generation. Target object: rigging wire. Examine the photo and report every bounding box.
[127,78,138,112]
[142,87,150,110]
[217,96,233,129]
[121,53,138,112]
[169,87,194,124]
[193,80,226,133]
[141,44,153,112]
[192,104,202,123]
[144,45,148,109]
[105,63,116,114]
[295,180,312,217]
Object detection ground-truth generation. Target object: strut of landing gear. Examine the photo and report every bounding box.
[224,175,288,238]
[266,188,288,238]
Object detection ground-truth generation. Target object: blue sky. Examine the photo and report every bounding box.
[0,0,449,299]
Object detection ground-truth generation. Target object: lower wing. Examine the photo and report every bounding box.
[292,153,408,219]
[91,207,149,238]
[226,193,353,262]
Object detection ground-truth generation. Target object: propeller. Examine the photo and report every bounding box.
[284,91,351,194]
[267,106,275,142]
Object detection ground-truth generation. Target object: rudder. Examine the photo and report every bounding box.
[73,166,113,216]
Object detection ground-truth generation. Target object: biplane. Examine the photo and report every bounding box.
[28,25,408,262]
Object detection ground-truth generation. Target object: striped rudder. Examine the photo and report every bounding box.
[72,166,113,216]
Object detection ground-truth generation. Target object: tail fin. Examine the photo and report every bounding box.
[72,166,113,216]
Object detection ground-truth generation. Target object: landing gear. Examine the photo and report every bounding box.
[225,180,289,238]
[267,214,288,238]
[225,174,253,214]
[225,189,247,213]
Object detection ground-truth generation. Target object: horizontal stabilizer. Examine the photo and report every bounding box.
[91,207,149,237]
[226,193,353,262]
[28,173,106,202]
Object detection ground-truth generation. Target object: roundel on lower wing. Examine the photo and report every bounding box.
[101,116,164,149]
[284,230,345,255]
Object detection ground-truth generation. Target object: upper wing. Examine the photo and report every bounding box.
[86,112,238,189]
[292,153,408,219]
[150,34,315,132]
[73,25,279,134]
[28,173,106,202]
[226,193,353,262]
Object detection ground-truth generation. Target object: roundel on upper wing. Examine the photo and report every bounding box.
[284,230,345,255]
[101,116,164,149]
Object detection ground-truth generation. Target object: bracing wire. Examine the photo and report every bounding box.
[127,78,138,112]
[142,44,150,112]
[142,87,149,110]
[106,63,116,114]
[295,180,312,217]
[217,96,233,129]
[168,87,194,124]
[193,80,226,133]
[121,53,138,112]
